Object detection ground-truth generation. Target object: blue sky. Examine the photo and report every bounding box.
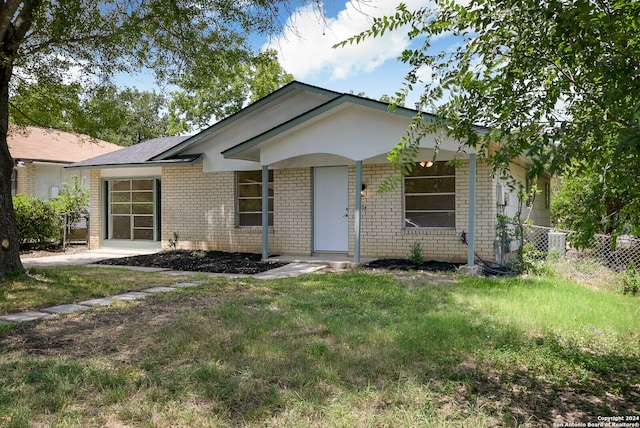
[260,0,444,106]
[118,1,450,107]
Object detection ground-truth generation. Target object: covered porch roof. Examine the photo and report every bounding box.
[221,93,477,166]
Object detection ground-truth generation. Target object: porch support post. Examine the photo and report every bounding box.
[354,160,363,263]
[467,153,476,267]
[262,165,269,260]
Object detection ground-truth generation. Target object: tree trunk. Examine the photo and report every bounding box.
[0,63,24,275]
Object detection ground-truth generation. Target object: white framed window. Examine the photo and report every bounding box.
[236,170,273,227]
[404,161,455,229]
[107,179,158,240]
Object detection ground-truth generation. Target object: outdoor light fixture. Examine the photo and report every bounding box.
[419,160,434,168]
[361,183,367,197]
[15,160,25,168]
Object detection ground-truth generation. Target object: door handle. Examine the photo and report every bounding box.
[344,208,349,218]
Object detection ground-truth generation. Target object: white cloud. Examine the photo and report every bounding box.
[265,0,432,81]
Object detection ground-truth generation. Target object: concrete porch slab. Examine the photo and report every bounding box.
[254,263,328,279]
[266,255,374,269]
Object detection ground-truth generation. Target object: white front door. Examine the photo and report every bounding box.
[314,166,349,252]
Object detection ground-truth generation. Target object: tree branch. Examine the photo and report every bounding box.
[8,100,52,128]
[517,52,634,129]
[0,0,22,40]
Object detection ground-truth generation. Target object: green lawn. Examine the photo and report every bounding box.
[0,266,208,315]
[0,268,638,427]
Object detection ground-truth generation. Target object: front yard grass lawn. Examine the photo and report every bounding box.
[0,266,209,315]
[0,268,638,427]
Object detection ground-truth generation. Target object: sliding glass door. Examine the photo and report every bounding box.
[106,179,160,241]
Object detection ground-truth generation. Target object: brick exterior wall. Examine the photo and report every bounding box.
[16,162,36,196]
[91,161,501,262]
[272,168,312,255]
[88,169,102,249]
[162,165,273,253]
[349,161,496,262]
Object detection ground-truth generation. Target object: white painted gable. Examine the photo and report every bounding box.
[171,82,474,172]
[178,85,336,172]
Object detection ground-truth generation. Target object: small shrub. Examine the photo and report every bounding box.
[13,194,62,249]
[408,242,423,265]
[616,262,639,295]
[508,242,548,275]
[168,231,179,250]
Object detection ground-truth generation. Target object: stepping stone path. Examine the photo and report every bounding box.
[41,304,91,314]
[0,264,326,326]
[0,311,51,323]
[0,281,206,325]
[79,297,117,307]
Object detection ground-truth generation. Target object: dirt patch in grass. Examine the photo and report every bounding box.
[94,250,287,274]
[0,291,219,360]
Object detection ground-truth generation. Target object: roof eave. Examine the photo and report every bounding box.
[65,154,204,170]
[222,95,444,160]
[151,81,342,161]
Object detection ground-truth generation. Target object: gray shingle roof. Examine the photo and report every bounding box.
[67,135,193,168]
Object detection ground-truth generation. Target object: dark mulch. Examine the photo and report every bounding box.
[95,249,463,275]
[364,259,462,272]
[95,250,287,274]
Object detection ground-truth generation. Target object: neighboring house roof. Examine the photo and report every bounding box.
[8,126,122,164]
[66,135,201,169]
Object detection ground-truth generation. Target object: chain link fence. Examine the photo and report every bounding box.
[500,223,640,273]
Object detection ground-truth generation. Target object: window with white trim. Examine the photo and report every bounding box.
[404,161,455,228]
[237,170,273,227]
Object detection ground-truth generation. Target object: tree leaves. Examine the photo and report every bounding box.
[167,49,293,134]
[347,0,640,242]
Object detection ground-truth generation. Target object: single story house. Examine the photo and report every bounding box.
[9,125,121,199]
[68,81,550,265]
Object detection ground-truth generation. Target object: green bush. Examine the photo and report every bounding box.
[616,262,639,296]
[13,194,63,249]
[507,242,548,275]
[52,176,89,239]
[408,242,423,265]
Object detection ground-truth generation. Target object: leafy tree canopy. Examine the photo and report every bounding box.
[0,0,302,274]
[10,82,169,146]
[168,49,293,134]
[340,0,640,241]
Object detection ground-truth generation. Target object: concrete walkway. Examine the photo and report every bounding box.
[21,248,160,269]
[1,250,330,325]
